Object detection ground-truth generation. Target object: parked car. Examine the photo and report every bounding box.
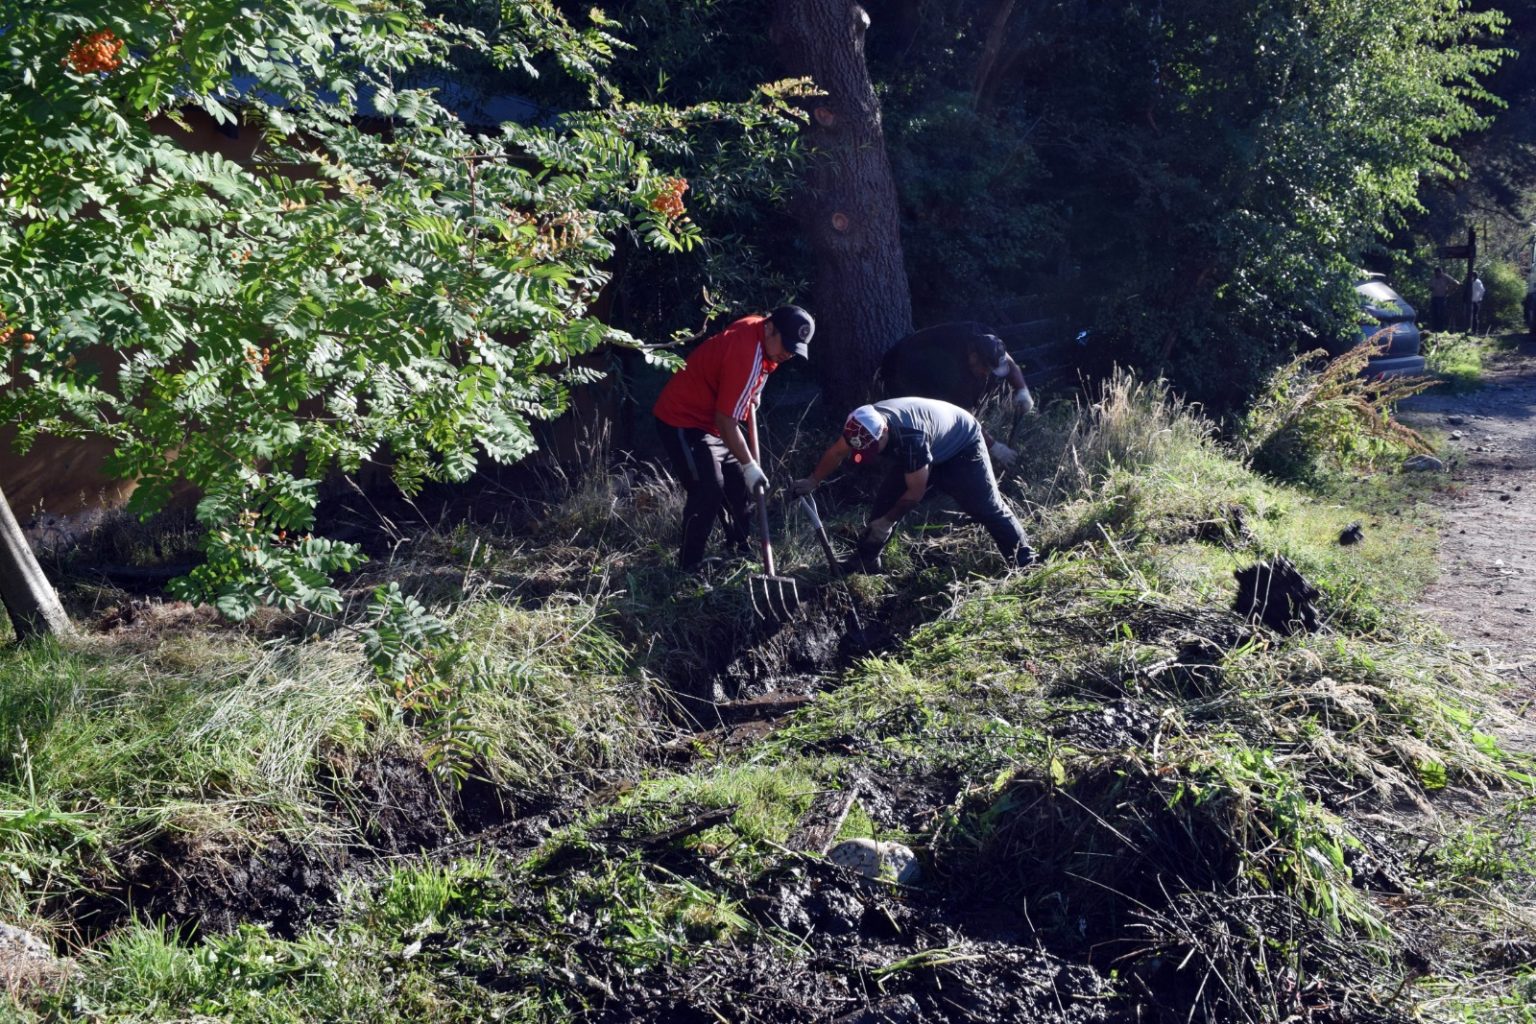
[1354,278,1426,378]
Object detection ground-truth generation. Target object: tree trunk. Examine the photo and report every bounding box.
[0,485,72,641]
[773,0,913,413]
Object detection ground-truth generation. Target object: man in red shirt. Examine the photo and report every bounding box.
[653,305,814,570]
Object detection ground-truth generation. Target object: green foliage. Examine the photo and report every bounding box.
[1086,0,1507,406]
[885,98,1057,318]
[869,0,1509,405]
[1429,799,1536,889]
[362,582,452,681]
[0,0,802,622]
[1481,261,1527,328]
[1239,346,1436,483]
[0,589,652,920]
[8,361,1534,1022]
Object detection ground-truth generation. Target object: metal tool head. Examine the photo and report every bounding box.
[797,495,825,530]
[750,571,800,623]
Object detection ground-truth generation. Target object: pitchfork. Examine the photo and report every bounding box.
[745,406,800,623]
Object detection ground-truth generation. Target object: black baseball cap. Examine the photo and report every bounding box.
[971,332,1009,375]
[769,305,815,359]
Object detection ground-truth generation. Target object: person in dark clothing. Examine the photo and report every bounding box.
[1429,266,1460,333]
[879,322,1034,466]
[653,306,814,570]
[790,398,1036,573]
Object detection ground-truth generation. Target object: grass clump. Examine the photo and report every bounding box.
[1424,331,1489,392]
[1237,345,1434,484]
[36,857,521,1024]
[0,595,654,932]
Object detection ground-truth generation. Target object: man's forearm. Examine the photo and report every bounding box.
[809,443,847,483]
[876,473,929,522]
[714,410,756,465]
[1004,357,1027,392]
[878,495,923,521]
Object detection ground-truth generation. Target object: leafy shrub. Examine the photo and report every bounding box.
[1479,260,1526,328]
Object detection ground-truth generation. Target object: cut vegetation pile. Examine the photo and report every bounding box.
[2,374,1533,1023]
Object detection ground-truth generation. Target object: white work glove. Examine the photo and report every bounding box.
[790,477,818,497]
[742,461,769,494]
[862,516,896,546]
[988,440,1018,468]
[1012,385,1035,415]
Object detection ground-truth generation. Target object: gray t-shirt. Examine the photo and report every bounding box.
[871,397,982,473]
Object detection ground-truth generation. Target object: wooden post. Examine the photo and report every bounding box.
[1463,227,1476,331]
[0,485,73,641]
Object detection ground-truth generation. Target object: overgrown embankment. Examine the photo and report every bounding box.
[3,374,1534,1022]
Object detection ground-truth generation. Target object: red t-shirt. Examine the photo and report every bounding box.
[652,316,778,435]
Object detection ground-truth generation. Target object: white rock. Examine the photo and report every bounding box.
[827,838,922,885]
[0,922,71,992]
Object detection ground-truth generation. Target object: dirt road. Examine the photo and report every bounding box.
[1398,337,1536,704]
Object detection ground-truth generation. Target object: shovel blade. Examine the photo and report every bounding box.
[750,574,800,622]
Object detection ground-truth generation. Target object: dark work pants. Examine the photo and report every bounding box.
[1430,296,1448,332]
[656,418,750,570]
[868,437,1030,562]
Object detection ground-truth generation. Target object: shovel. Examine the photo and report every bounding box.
[745,406,800,623]
[799,494,868,641]
[798,494,843,577]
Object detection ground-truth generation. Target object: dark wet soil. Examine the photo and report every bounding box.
[37,450,1464,1021]
[62,755,556,941]
[498,822,1414,1024]
[539,857,1118,1024]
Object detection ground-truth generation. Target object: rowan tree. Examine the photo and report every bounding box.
[0,0,804,641]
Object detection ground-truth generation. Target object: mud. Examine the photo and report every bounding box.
[846,766,961,837]
[449,772,1424,1024]
[63,754,546,941]
[660,580,894,724]
[546,858,1117,1024]
[1050,697,1166,749]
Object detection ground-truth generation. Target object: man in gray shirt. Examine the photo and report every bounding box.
[791,397,1037,572]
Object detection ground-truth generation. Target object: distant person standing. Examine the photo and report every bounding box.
[1429,266,1461,332]
[1469,272,1486,333]
[878,322,1034,467]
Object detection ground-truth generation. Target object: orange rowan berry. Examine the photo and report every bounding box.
[649,177,688,220]
[66,29,124,74]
